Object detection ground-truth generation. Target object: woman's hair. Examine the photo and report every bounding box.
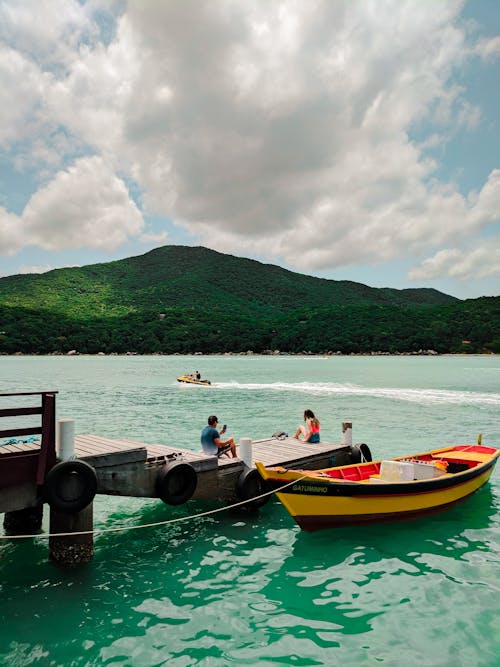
[304,409,319,426]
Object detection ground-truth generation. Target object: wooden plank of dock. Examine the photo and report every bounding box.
[74,435,218,473]
[3,433,346,470]
[0,440,41,455]
[74,434,347,471]
[74,435,147,468]
[218,435,347,468]
[71,433,351,503]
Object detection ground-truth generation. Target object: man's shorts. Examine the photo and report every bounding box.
[217,444,232,457]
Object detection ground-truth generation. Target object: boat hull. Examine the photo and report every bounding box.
[256,445,499,531]
[281,465,495,530]
[176,376,211,386]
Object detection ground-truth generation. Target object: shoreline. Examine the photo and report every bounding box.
[1,351,497,357]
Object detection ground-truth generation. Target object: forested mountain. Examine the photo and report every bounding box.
[0,246,498,354]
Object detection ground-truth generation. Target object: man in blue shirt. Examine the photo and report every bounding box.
[200,415,237,458]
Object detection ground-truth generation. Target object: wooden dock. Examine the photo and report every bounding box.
[72,433,353,503]
[1,431,353,510]
[1,391,361,564]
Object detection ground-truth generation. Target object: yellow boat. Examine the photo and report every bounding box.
[177,374,211,386]
[256,443,499,531]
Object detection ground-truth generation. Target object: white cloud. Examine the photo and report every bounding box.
[0,0,94,67]
[19,264,54,274]
[476,35,500,61]
[22,156,144,251]
[0,0,498,290]
[468,169,500,226]
[0,206,26,256]
[139,231,169,245]
[408,240,500,281]
[456,100,481,130]
[106,0,494,271]
[0,155,145,257]
[0,46,46,146]
[0,0,99,154]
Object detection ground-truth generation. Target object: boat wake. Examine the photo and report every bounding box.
[213,381,500,406]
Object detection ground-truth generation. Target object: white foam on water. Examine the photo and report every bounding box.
[213,381,500,406]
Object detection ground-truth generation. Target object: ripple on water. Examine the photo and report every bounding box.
[1,355,499,666]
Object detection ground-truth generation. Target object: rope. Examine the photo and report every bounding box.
[0,474,308,541]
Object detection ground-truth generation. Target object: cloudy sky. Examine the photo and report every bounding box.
[0,0,499,299]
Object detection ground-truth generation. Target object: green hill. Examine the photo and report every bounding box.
[0,246,498,354]
[0,245,457,315]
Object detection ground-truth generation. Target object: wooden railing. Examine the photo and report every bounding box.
[0,391,58,485]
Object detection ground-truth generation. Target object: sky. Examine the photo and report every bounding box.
[0,0,499,300]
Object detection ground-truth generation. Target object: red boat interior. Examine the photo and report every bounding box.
[321,445,497,482]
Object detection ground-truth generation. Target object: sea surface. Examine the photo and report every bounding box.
[1,354,499,666]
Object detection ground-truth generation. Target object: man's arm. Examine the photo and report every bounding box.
[214,436,231,447]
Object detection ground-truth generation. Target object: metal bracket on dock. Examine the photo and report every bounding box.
[145,452,185,467]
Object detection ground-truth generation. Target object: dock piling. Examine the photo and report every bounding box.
[341,421,353,447]
[239,437,253,467]
[3,505,44,534]
[49,504,94,566]
[57,418,75,461]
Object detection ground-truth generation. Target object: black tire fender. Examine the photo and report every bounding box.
[156,462,197,505]
[44,460,97,514]
[235,468,271,509]
[350,443,372,463]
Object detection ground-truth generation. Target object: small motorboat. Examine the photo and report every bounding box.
[256,443,499,531]
[177,374,211,386]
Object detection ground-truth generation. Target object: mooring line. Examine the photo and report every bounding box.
[0,474,307,541]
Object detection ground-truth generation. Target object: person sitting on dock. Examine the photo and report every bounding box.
[201,415,237,458]
[294,409,320,443]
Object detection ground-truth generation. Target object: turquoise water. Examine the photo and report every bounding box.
[1,355,499,666]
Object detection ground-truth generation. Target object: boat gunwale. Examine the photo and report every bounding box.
[256,448,499,498]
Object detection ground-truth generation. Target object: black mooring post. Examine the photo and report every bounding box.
[49,504,94,566]
[3,505,44,533]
